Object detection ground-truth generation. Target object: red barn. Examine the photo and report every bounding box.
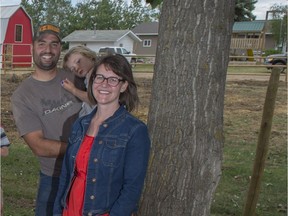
[0,5,33,69]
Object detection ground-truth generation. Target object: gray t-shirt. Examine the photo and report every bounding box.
[11,69,82,177]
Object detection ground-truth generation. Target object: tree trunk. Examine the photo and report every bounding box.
[139,0,235,215]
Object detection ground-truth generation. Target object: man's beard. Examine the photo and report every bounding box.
[33,53,60,70]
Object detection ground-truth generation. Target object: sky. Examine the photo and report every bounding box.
[1,0,287,20]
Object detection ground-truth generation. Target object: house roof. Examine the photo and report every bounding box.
[132,22,159,35]
[62,30,142,43]
[233,20,266,33]
[131,20,269,36]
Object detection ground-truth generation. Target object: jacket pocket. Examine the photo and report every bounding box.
[101,139,126,167]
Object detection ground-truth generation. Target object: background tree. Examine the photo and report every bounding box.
[120,0,160,29]
[75,0,120,30]
[139,0,235,215]
[21,0,74,38]
[234,0,257,21]
[269,4,287,51]
[21,0,255,36]
[21,0,45,33]
[21,0,159,36]
[73,0,98,30]
[45,0,75,37]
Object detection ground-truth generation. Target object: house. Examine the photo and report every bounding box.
[62,30,141,54]
[0,5,33,69]
[132,22,158,56]
[230,20,279,56]
[132,21,279,57]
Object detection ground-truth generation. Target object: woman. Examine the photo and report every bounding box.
[53,54,151,216]
[62,46,97,116]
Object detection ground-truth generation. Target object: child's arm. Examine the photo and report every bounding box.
[61,79,91,104]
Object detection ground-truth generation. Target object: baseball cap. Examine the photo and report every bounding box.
[33,24,61,42]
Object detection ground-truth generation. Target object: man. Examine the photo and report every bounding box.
[11,24,83,216]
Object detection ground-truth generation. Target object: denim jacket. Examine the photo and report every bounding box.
[53,105,151,216]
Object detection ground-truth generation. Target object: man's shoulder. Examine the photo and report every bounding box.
[17,74,32,85]
[57,68,75,79]
[12,76,33,97]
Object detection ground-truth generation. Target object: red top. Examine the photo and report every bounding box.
[63,135,109,216]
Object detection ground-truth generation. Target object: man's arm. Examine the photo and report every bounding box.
[23,130,67,158]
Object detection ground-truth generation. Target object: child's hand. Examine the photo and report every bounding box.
[61,78,76,94]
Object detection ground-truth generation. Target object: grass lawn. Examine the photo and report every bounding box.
[211,80,287,216]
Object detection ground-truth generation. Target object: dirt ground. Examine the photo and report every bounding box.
[1,72,286,134]
[0,73,153,134]
[133,72,287,82]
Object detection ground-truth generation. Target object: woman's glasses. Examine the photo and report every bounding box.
[93,74,124,87]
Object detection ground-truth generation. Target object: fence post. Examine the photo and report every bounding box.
[243,67,281,216]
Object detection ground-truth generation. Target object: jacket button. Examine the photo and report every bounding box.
[103,123,108,127]
[93,158,98,163]
[88,212,92,216]
[99,140,103,144]
[90,195,95,200]
[92,178,96,183]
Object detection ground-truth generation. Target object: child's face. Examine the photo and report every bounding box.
[66,53,94,78]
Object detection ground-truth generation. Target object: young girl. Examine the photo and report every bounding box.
[62,46,97,116]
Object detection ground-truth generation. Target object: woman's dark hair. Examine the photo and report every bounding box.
[88,54,139,112]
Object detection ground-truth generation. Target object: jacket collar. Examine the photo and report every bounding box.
[79,104,127,128]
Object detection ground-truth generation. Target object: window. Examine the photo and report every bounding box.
[15,25,23,42]
[116,48,122,54]
[122,48,129,54]
[143,39,152,47]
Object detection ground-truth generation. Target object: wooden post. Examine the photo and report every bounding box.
[243,67,281,216]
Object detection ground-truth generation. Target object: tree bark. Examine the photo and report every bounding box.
[139,0,235,215]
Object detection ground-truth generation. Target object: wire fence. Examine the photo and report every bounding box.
[0,52,286,82]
